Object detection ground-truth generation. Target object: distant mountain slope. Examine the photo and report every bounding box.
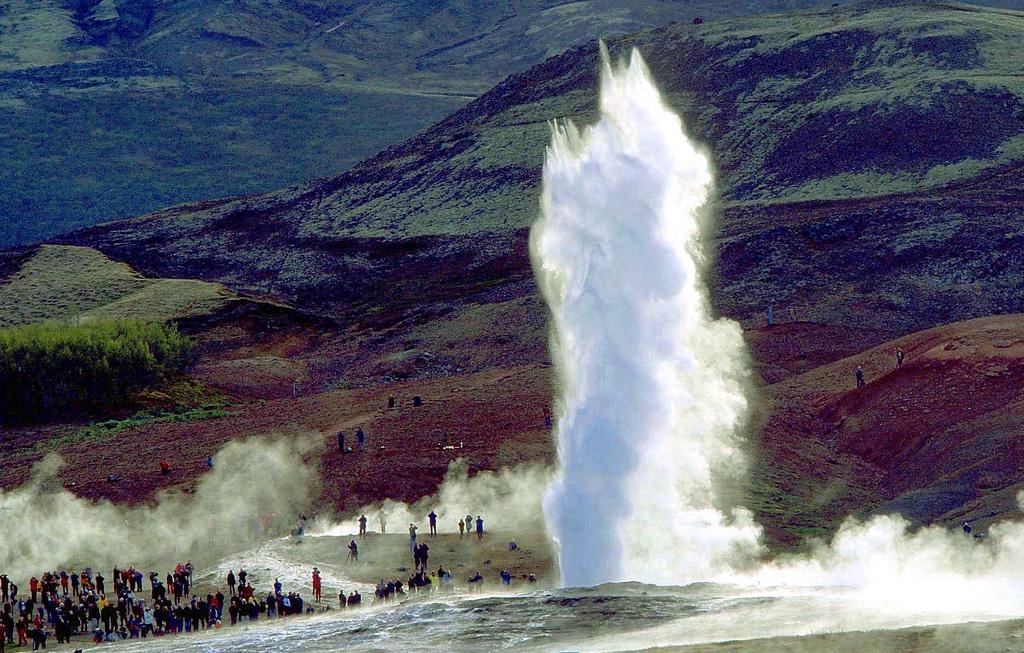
[63,0,1024,336]
[1,0,873,247]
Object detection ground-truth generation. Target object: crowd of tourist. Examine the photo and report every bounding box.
[0,561,327,650]
[0,510,536,650]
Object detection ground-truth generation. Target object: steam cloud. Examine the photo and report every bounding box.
[532,47,760,587]
[314,460,551,537]
[0,437,317,581]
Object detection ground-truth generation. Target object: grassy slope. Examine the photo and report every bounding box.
[0,245,234,327]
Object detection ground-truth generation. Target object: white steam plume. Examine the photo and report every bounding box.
[532,46,761,588]
[532,44,1024,633]
[0,436,317,581]
[314,460,551,537]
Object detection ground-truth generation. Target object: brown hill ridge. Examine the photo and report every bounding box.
[2,308,1022,550]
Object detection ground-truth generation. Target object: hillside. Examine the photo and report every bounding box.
[61,0,1024,337]
[751,314,1024,548]
[0,0,868,247]
[5,0,1024,550]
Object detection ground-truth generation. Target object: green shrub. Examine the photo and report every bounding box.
[0,320,192,423]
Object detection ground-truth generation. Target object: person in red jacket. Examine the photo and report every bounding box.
[311,568,322,603]
[29,577,38,603]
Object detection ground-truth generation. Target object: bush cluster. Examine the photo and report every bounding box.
[0,320,191,423]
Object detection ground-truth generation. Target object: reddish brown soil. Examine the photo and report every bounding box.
[3,306,1024,552]
[755,314,1024,546]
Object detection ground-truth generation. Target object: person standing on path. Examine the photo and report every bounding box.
[855,365,866,388]
[475,516,484,541]
[356,428,366,451]
[428,511,438,536]
[896,348,905,367]
[358,514,367,538]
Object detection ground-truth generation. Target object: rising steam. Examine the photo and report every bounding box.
[0,437,317,581]
[532,47,760,587]
[314,460,551,537]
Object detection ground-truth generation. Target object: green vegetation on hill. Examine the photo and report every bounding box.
[0,320,192,423]
[0,245,235,328]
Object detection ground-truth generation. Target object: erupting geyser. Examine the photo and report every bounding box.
[532,47,761,588]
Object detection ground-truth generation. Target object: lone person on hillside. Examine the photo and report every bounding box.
[337,431,345,453]
[428,511,438,536]
[963,521,972,535]
[358,514,367,538]
[896,348,905,367]
[855,365,865,388]
[356,428,366,451]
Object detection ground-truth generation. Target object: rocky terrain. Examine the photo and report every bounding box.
[3,0,1024,551]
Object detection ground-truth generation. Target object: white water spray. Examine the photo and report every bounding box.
[533,46,1024,630]
[533,48,761,587]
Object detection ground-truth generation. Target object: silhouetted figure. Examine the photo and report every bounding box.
[358,515,367,537]
[896,348,905,367]
[963,522,972,535]
[428,511,437,536]
[388,396,396,408]
[412,396,423,407]
[336,432,345,452]
[855,365,865,388]
[356,428,365,451]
